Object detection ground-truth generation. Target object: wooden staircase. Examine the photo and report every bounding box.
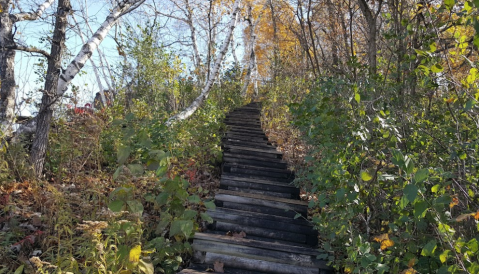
[179,103,333,274]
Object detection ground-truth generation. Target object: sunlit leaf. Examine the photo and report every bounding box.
[360,170,373,181]
[440,250,450,263]
[444,0,455,10]
[421,240,437,257]
[129,245,141,262]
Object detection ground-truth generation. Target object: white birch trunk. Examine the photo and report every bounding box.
[166,0,241,125]
[56,0,145,97]
[0,0,55,137]
[71,14,107,105]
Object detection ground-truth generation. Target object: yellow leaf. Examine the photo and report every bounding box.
[401,267,417,274]
[380,239,395,250]
[474,210,479,220]
[129,245,141,263]
[446,97,455,104]
[373,233,389,242]
[407,258,416,268]
[449,197,459,208]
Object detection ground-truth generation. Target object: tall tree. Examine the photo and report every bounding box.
[30,0,146,175]
[166,0,241,125]
[0,0,54,137]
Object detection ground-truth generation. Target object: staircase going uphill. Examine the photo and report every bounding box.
[179,102,333,274]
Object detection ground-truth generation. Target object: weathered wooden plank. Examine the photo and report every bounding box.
[223,166,292,179]
[208,221,307,244]
[180,264,269,274]
[194,233,321,256]
[221,171,293,183]
[222,145,282,155]
[207,208,312,227]
[222,186,292,198]
[192,240,325,268]
[223,133,269,142]
[220,178,298,197]
[197,252,321,274]
[221,174,294,185]
[223,156,287,169]
[219,201,301,218]
[207,209,315,235]
[223,140,276,150]
[223,137,272,147]
[223,153,286,164]
[224,163,293,175]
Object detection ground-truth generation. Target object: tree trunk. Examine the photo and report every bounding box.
[166,0,241,125]
[357,0,378,74]
[0,0,16,137]
[30,0,71,176]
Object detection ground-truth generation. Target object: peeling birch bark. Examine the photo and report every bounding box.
[0,0,55,137]
[166,0,241,126]
[56,0,145,97]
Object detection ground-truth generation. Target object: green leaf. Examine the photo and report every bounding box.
[182,209,197,220]
[170,220,194,239]
[444,0,455,10]
[108,200,124,212]
[117,145,131,165]
[399,195,409,209]
[431,64,444,73]
[404,184,418,203]
[127,200,144,214]
[361,170,373,181]
[421,240,437,257]
[440,250,450,263]
[415,168,429,183]
[434,195,452,205]
[187,195,201,204]
[404,157,415,175]
[138,259,155,274]
[155,192,169,207]
[414,201,428,218]
[429,42,437,52]
[14,265,24,274]
[474,0,479,7]
[431,184,441,193]
[204,200,216,210]
[354,92,361,104]
[128,164,144,176]
[156,166,168,177]
[200,212,214,223]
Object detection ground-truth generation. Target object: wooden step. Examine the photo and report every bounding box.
[221,171,293,183]
[223,156,288,170]
[222,145,282,156]
[223,165,292,180]
[224,132,268,141]
[223,135,271,145]
[207,208,315,236]
[221,186,292,198]
[189,233,331,274]
[215,189,307,215]
[223,140,276,150]
[223,153,286,164]
[220,175,298,197]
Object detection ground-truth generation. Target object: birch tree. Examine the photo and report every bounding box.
[166,0,241,125]
[30,0,145,175]
[0,0,54,137]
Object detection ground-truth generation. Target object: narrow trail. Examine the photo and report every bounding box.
[179,102,333,274]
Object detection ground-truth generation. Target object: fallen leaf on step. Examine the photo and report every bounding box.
[214,261,224,273]
[233,231,246,238]
[226,231,233,236]
[205,267,214,272]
